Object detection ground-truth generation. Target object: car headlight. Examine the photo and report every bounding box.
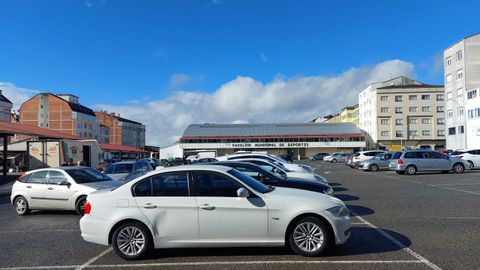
[327,206,349,217]
[314,174,327,183]
[323,187,334,195]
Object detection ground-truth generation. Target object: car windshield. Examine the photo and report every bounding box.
[228,169,271,194]
[450,151,465,155]
[65,168,113,183]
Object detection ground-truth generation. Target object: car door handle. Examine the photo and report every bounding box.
[47,187,54,190]
[201,204,215,210]
[143,203,157,209]
[26,185,32,189]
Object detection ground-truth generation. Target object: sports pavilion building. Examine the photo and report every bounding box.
[178,122,366,159]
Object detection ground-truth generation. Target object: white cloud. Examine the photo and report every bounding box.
[0,82,39,111]
[94,59,415,147]
[260,52,268,62]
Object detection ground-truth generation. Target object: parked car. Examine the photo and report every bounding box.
[351,150,387,167]
[233,158,327,183]
[141,158,162,170]
[322,152,341,161]
[217,153,314,173]
[205,161,333,195]
[104,160,153,181]
[279,154,293,162]
[388,150,470,175]
[11,167,122,215]
[450,149,480,169]
[80,165,350,260]
[324,153,351,163]
[345,154,356,168]
[309,153,330,160]
[359,152,393,171]
[164,158,185,167]
[191,158,218,164]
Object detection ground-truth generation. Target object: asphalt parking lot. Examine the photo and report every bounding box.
[0,162,479,270]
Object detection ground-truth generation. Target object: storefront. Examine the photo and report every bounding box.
[179,122,366,159]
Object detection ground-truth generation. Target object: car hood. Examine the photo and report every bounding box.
[79,180,123,190]
[285,177,331,188]
[265,186,343,206]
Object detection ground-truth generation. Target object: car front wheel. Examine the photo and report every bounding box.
[453,163,465,174]
[369,164,379,172]
[289,216,330,257]
[331,159,337,163]
[76,196,87,215]
[112,222,152,260]
[14,196,30,216]
[467,161,474,169]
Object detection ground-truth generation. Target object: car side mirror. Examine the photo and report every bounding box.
[236,188,249,198]
[273,168,281,174]
[60,182,71,187]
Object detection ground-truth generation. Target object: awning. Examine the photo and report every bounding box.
[100,144,147,153]
[0,121,81,140]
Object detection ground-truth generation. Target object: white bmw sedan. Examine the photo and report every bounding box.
[80,165,351,260]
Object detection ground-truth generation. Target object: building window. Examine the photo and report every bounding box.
[409,118,417,124]
[395,119,403,125]
[409,95,417,101]
[437,118,445,124]
[436,94,444,101]
[446,92,453,100]
[381,107,389,113]
[396,131,403,138]
[408,130,417,137]
[457,69,463,79]
[381,131,389,136]
[422,106,431,112]
[395,95,402,102]
[446,74,453,83]
[437,106,444,113]
[467,89,478,100]
[459,125,465,134]
[380,96,389,101]
[447,110,454,118]
[380,119,390,125]
[458,107,464,116]
[446,57,452,66]
[458,88,464,97]
[409,107,418,112]
[395,107,403,114]
[422,94,430,100]
[456,50,463,61]
[422,118,431,124]
[422,130,431,136]
[437,130,445,136]
[448,127,456,135]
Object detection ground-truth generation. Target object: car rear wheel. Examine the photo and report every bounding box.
[14,196,30,216]
[112,222,152,260]
[467,161,474,169]
[369,164,379,172]
[453,163,465,174]
[289,216,330,257]
[405,165,417,175]
[76,196,87,215]
[332,159,337,163]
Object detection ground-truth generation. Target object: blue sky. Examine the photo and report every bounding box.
[1,0,479,145]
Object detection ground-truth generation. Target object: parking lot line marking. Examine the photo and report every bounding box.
[0,260,426,269]
[366,172,480,196]
[0,229,80,234]
[350,222,367,225]
[436,183,480,186]
[75,247,112,270]
[351,211,442,270]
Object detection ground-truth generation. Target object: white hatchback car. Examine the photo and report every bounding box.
[11,167,123,215]
[80,165,350,260]
[450,149,480,169]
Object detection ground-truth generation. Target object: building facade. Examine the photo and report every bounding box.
[19,93,100,140]
[358,76,445,151]
[0,90,13,122]
[340,105,359,126]
[95,111,146,148]
[444,33,480,150]
[179,122,366,158]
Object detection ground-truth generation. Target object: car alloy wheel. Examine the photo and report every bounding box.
[289,217,329,256]
[76,197,87,215]
[406,165,416,175]
[453,163,464,174]
[370,164,379,172]
[467,161,474,169]
[112,222,152,260]
[14,196,30,215]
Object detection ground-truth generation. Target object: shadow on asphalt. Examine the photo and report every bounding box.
[335,194,359,202]
[328,182,342,187]
[143,227,410,259]
[28,210,78,216]
[346,205,374,216]
[332,187,348,192]
[0,196,10,205]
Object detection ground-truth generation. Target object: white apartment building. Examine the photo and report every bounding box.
[358,76,445,151]
[444,33,480,150]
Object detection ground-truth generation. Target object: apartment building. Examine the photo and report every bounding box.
[19,93,101,140]
[340,105,359,126]
[444,33,480,149]
[358,76,445,151]
[95,111,146,148]
[0,90,13,122]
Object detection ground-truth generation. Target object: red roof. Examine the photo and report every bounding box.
[100,143,147,153]
[0,121,81,140]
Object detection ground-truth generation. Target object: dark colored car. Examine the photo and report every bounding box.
[279,154,293,162]
[205,161,333,195]
[192,158,218,164]
[141,158,161,170]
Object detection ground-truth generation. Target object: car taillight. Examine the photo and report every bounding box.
[397,159,404,165]
[455,156,463,159]
[354,157,360,160]
[84,201,91,215]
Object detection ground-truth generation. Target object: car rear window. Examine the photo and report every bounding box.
[113,164,133,174]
